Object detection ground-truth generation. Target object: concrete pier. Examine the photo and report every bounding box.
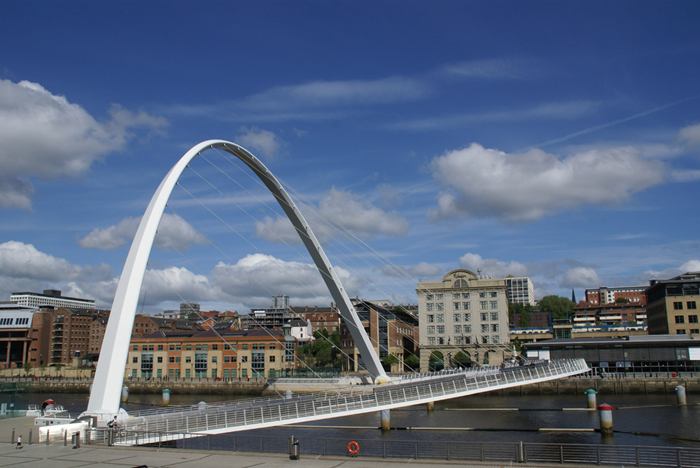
[598,403,614,435]
[676,385,687,406]
[426,401,435,412]
[585,388,597,409]
[162,388,171,405]
[380,409,391,431]
[120,385,129,403]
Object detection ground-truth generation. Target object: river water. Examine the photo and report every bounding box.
[5,392,699,448]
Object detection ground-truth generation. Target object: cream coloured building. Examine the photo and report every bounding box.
[418,269,510,371]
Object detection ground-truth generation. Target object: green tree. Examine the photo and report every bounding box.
[452,351,472,368]
[404,353,420,371]
[538,295,574,320]
[381,354,399,372]
[429,351,444,371]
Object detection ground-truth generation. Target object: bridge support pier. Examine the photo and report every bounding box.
[380,409,391,431]
[426,402,434,412]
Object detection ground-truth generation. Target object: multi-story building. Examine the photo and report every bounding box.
[572,302,647,330]
[647,272,700,335]
[340,300,418,373]
[125,327,296,380]
[0,303,35,369]
[241,295,291,329]
[10,289,95,310]
[418,269,510,371]
[505,276,535,306]
[50,308,95,365]
[585,286,647,306]
[179,302,200,318]
[290,305,341,334]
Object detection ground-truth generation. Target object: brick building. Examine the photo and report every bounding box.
[647,272,700,335]
[125,328,296,380]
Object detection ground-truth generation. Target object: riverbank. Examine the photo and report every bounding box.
[2,376,699,396]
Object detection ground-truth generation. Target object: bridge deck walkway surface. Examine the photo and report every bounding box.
[0,443,607,468]
[104,359,589,446]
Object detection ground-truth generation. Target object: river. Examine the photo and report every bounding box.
[4,392,699,448]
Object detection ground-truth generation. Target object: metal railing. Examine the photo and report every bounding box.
[116,358,588,444]
[91,431,700,467]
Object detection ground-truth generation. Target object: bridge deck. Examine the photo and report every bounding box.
[102,359,588,446]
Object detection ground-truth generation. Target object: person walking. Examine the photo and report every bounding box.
[16,434,22,449]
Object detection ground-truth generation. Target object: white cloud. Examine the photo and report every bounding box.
[671,169,700,182]
[0,240,80,281]
[141,267,217,305]
[79,213,206,251]
[459,252,528,278]
[388,101,598,131]
[561,267,600,288]
[441,58,539,80]
[0,79,167,208]
[255,188,409,243]
[166,76,431,122]
[680,259,700,272]
[431,143,666,221]
[212,253,361,305]
[235,127,280,158]
[679,122,700,147]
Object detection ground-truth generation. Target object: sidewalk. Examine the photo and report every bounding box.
[0,443,587,468]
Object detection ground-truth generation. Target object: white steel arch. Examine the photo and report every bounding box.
[85,140,387,421]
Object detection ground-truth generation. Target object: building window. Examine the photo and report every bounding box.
[674,302,683,310]
[132,357,138,363]
[492,335,500,343]
[463,325,471,333]
[454,325,462,334]
[428,337,436,345]
[454,313,460,322]
[426,294,434,301]
[241,356,248,363]
[427,314,434,323]
[453,302,461,310]
[677,329,686,335]
[269,355,276,362]
[490,301,498,310]
[462,293,470,299]
[426,303,434,311]
[490,312,498,321]
[481,324,488,333]
[436,314,444,323]
[169,357,175,363]
[480,301,488,310]
[675,315,685,324]
[436,325,445,334]
[464,313,471,322]
[479,292,486,298]
[427,325,435,334]
[436,294,444,300]
[436,303,444,311]
[437,337,445,345]
[463,302,470,310]
[491,324,499,332]
[690,315,699,323]
[490,292,497,298]
[157,356,163,363]
[185,356,192,363]
[480,312,488,321]
[688,301,697,310]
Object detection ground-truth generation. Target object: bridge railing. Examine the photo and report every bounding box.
[123,358,587,437]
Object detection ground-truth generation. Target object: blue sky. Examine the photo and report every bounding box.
[1,1,699,311]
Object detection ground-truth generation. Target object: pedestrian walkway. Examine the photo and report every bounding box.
[0,443,617,468]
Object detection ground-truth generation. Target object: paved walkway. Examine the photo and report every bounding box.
[0,443,592,468]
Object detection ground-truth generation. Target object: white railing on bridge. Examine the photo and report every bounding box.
[111,359,587,445]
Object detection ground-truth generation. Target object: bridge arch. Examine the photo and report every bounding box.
[86,140,386,419]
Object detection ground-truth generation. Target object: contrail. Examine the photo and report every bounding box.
[526,94,700,151]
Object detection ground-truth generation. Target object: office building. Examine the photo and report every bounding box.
[647,272,700,335]
[417,269,510,371]
[10,289,95,310]
[505,276,535,306]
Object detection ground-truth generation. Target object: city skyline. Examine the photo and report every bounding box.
[1,1,699,311]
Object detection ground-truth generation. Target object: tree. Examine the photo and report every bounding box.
[429,351,444,371]
[538,295,574,320]
[381,354,399,372]
[508,303,534,327]
[452,351,472,368]
[404,353,420,371]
